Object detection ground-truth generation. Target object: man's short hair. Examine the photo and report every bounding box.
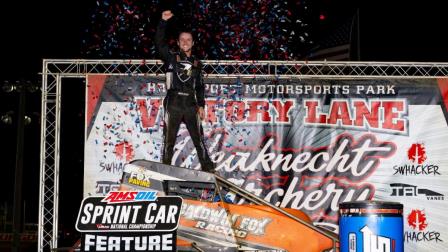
[177,29,195,41]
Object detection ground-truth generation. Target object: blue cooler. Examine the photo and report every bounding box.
[339,201,403,252]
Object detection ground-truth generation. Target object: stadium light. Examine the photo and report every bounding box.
[1,111,14,125]
[0,79,40,252]
[2,81,15,93]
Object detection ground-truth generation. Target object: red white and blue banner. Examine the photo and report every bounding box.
[85,75,448,251]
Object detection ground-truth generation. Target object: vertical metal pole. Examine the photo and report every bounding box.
[52,75,62,250]
[12,86,26,252]
[356,8,361,61]
[38,61,48,252]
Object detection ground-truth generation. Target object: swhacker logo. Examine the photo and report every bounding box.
[407,209,428,231]
[393,143,441,176]
[408,143,427,164]
[404,209,443,243]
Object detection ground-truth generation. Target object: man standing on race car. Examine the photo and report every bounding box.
[155,10,214,172]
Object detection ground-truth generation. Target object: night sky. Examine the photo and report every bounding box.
[1,0,447,246]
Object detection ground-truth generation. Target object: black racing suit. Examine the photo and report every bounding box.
[155,19,214,172]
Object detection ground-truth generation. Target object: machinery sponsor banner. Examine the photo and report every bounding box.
[85,75,448,251]
[76,191,182,251]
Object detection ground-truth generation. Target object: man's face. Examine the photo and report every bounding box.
[178,32,194,53]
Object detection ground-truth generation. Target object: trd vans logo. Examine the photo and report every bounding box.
[96,181,120,195]
[390,183,444,200]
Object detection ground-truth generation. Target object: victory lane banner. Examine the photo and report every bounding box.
[85,76,448,251]
[76,191,182,251]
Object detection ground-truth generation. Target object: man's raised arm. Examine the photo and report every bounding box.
[155,10,174,62]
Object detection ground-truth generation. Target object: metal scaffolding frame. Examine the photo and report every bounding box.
[39,59,448,251]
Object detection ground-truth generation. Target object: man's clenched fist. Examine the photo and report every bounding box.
[162,10,173,21]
